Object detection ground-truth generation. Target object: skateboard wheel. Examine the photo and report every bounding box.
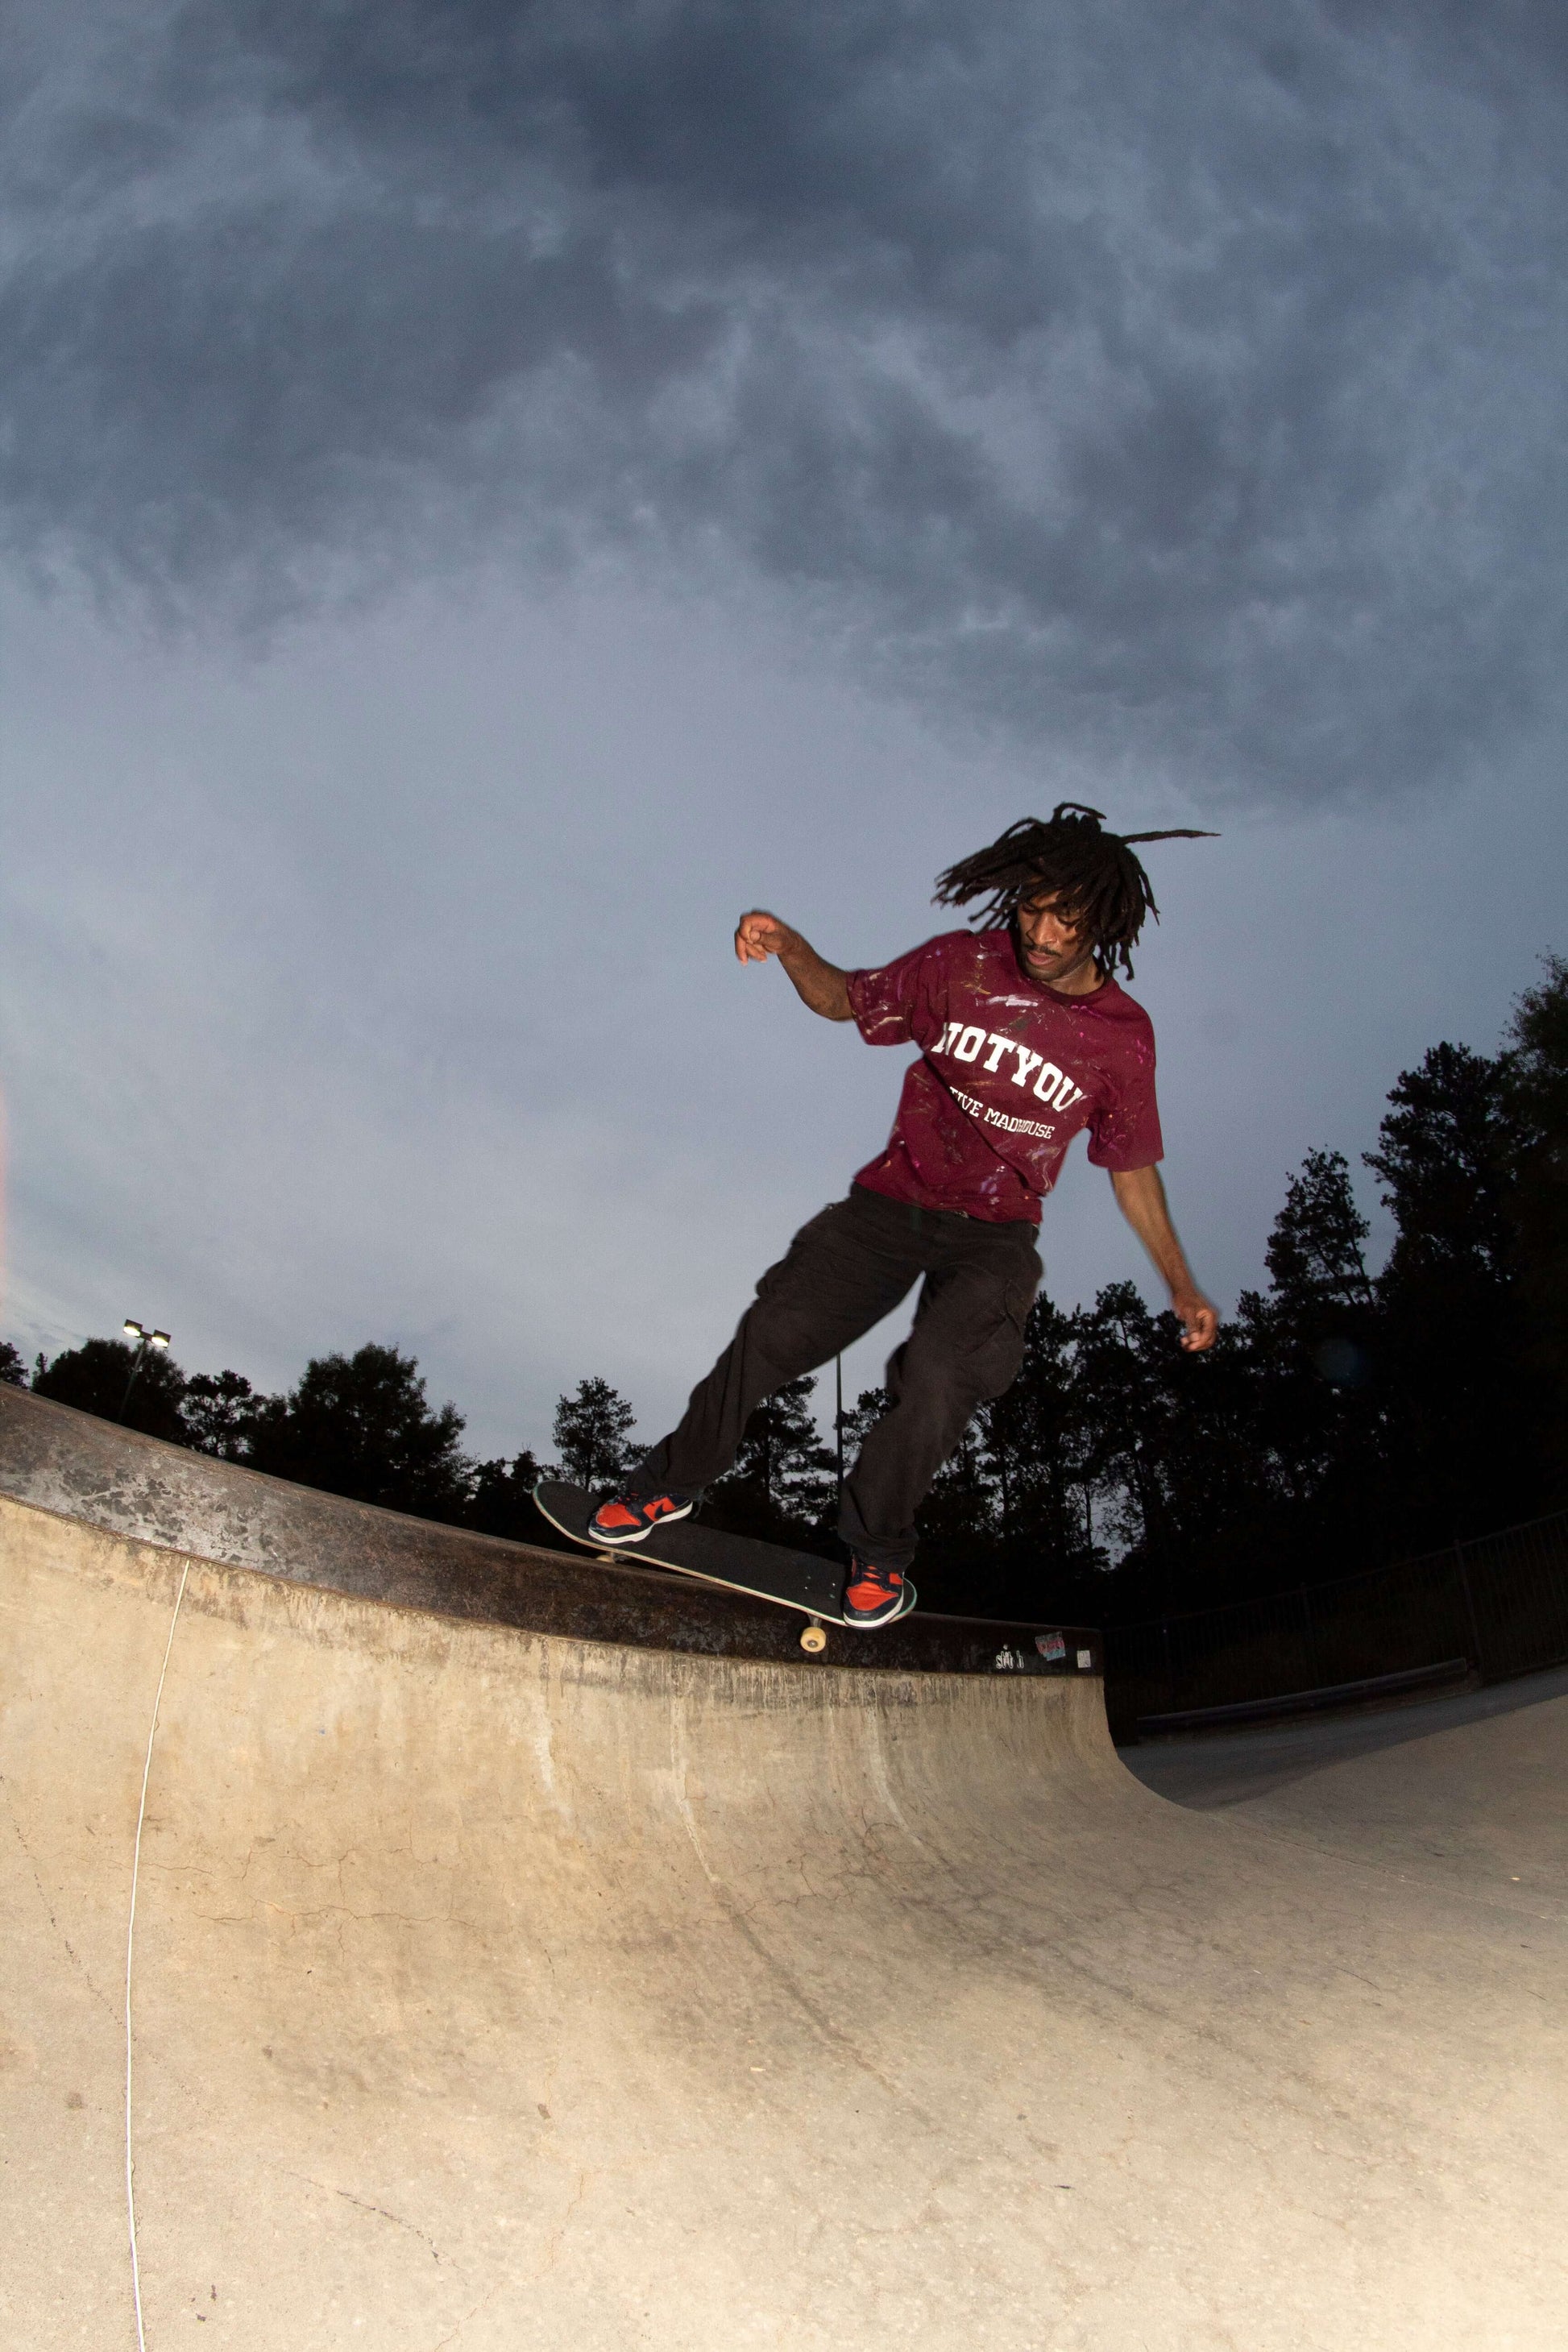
[799,1623,828,1655]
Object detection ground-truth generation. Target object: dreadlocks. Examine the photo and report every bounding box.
[932,803,1216,980]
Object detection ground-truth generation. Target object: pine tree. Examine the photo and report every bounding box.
[552,1376,637,1491]
[836,1384,890,1456]
[1236,1147,1385,1521]
[1366,1043,1522,1284]
[1067,1282,1274,1616]
[467,1449,548,1541]
[707,1374,835,1541]
[1071,1282,1172,1566]
[1263,1149,1374,1316]
[977,1296,1094,1568]
[914,1421,998,1594]
[1501,955,1568,1495]
[1364,1042,1535,1541]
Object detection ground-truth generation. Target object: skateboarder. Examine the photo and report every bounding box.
[591,804,1218,1628]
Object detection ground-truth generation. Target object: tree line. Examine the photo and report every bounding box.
[0,1330,630,1554]
[5,956,1563,1625]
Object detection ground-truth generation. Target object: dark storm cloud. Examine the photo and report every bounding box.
[4,0,1566,799]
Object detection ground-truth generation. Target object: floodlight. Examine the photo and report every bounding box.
[124,1319,145,1339]
[151,1331,172,1349]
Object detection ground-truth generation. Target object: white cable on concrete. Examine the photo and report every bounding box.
[126,1560,189,2352]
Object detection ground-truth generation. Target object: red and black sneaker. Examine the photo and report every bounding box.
[588,1489,695,1545]
[841,1556,917,1629]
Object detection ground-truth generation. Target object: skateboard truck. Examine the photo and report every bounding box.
[799,1618,828,1656]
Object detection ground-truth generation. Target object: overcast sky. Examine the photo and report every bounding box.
[2,0,1565,1460]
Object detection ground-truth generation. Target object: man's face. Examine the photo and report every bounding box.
[1015,892,1098,989]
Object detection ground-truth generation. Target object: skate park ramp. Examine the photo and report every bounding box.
[2,1389,1565,2350]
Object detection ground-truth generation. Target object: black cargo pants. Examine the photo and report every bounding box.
[631,1182,1043,1573]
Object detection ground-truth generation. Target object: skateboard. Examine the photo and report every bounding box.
[533,1480,880,1653]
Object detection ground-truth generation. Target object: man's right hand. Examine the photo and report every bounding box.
[734,909,797,964]
[734,909,854,1020]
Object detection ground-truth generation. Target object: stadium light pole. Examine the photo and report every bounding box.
[120,1320,171,1421]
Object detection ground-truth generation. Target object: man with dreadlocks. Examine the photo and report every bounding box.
[591,803,1218,1625]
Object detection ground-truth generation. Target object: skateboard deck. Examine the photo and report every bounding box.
[533,1481,865,1650]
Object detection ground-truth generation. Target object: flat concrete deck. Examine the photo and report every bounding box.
[3,1421,1565,2347]
[1126,1664,1568,1910]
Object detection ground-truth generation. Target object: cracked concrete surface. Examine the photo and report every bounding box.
[2,1484,1566,2348]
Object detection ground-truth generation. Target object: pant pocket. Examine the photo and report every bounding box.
[968,1238,1042,1382]
[753,1201,852,1302]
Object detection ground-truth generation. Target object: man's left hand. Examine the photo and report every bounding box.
[1106,1166,1219,1352]
[1172,1292,1218,1352]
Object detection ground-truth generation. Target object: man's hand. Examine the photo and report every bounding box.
[734,909,854,1021]
[1169,1289,1219,1353]
[1108,1165,1218,1352]
[734,909,799,965]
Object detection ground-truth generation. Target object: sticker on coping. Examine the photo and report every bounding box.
[1076,1649,1093,1671]
[1035,1632,1067,1661]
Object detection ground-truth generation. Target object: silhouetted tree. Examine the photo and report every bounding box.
[836,1384,890,1456]
[707,1374,836,1541]
[247,1343,473,1519]
[1365,1042,1533,1542]
[467,1448,548,1541]
[31,1335,189,1443]
[914,1298,1101,1617]
[912,1423,999,1599]
[552,1376,637,1491]
[980,1296,1093,1559]
[1501,956,1568,1497]
[1368,1043,1522,1283]
[0,1340,27,1387]
[1230,1147,1388,1558]
[180,1369,267,1460]
[1070,1284,1177,1566]
[1264,1147,1375,1316]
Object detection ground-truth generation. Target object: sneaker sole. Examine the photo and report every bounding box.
[842,1580,918,1631]
[589,1502,695,1546]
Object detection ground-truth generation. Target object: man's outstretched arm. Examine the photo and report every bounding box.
[734,909,854,1021]
[1108,1164,1218,1352]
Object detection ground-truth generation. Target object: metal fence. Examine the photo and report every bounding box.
[1105,1505,1568,1740]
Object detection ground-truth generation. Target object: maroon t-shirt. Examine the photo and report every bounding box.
[844,929,1163,1225]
